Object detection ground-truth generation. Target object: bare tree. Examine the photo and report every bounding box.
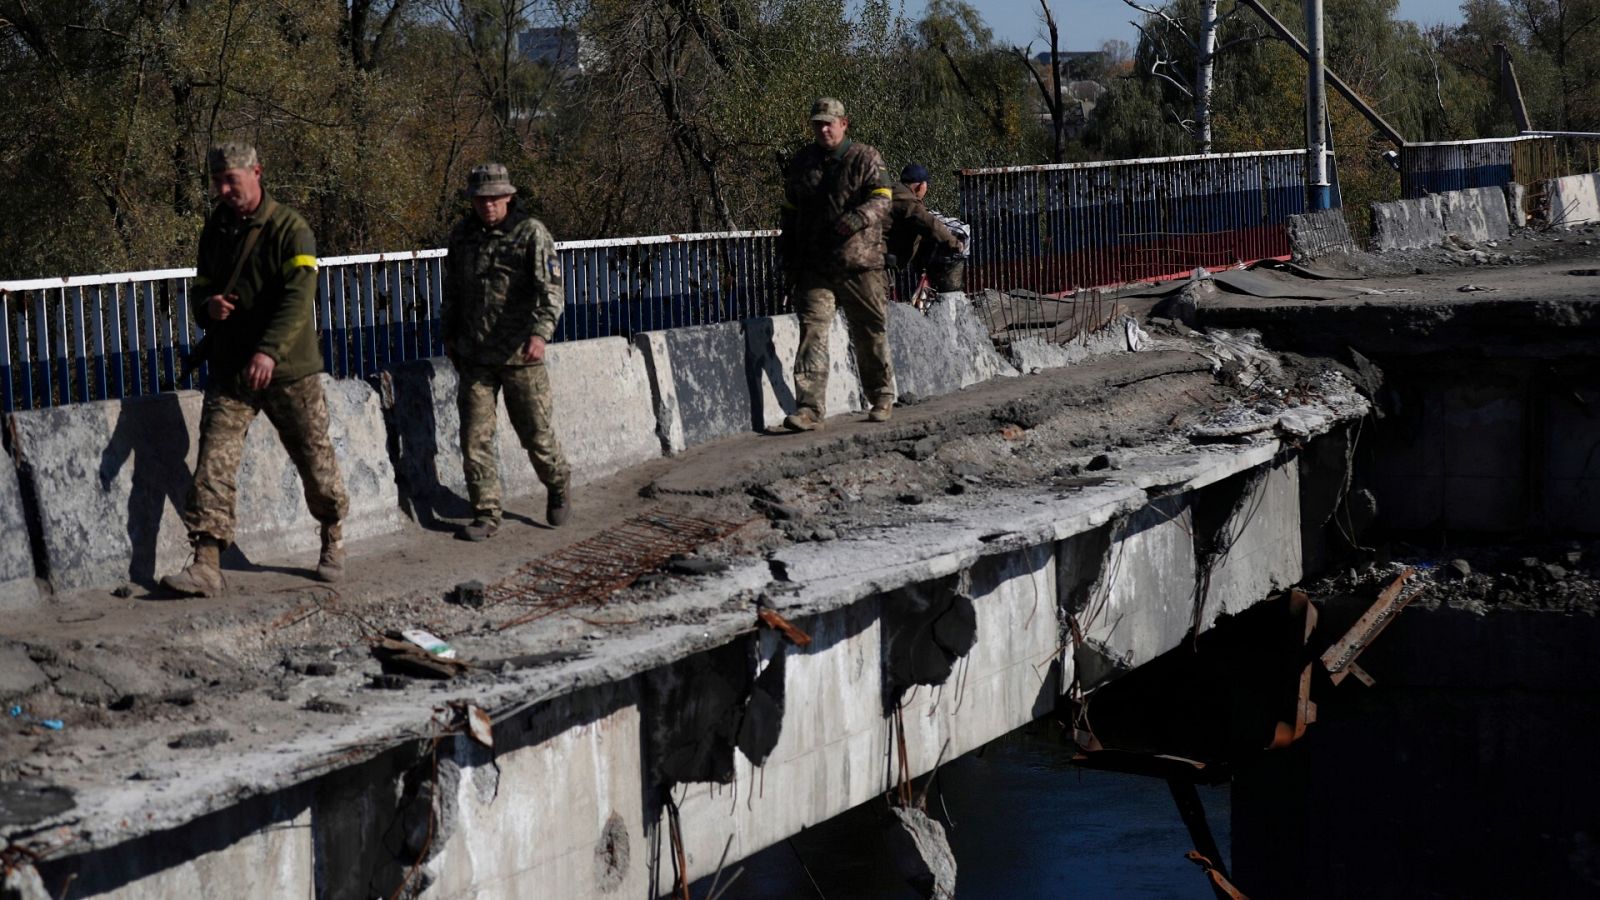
[1011,0,1065,163]
[1120,0,1265,152]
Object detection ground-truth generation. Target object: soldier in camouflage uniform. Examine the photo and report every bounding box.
[442,162,572,541]
[888,163,966,293]
[162,142,349,597]
[779,97,897,432]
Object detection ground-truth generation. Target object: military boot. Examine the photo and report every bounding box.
[547,483,572,528]
[458,516,500,542]
[161,537,227,597]
[316,523,345,583]
[782,407,823,433]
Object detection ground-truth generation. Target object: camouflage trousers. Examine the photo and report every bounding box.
[457,362,571,520]
[184,373,349,545]
[793,268,894,414]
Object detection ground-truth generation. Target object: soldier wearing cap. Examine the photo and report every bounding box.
[162,141,349,597]
[779,97,897,431]
[888,163,966,294]
[441,162,572,540]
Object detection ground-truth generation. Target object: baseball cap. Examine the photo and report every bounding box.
[810,98,846,123]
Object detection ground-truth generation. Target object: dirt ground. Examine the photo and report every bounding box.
[4,232,1599,846]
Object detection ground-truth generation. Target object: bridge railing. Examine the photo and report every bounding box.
[957,149,1316,299]
[1399,134,1600,199]
[0,231,787,412]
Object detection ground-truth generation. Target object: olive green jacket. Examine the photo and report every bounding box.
[191,191,323,390]
[780,138,894,275]
[888,182,963,272]
[442,204,565,366]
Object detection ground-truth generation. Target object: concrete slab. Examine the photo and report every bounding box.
[1009,316,1136,373]
[11,376,402,593]
[0,453,39,611]
[1370,195,1445,252]
[1547,173,1600,227]
[1441,186,1512,244]
[387,339,660,523]
[889,293,1016,401]
[427,682,647,900]
[633,322,750,451]
[1205,458,1304,623]
[1506,182,1529,228]
[663,542,1062,887]
[1288,208,1356,259]
[746,312,862,428]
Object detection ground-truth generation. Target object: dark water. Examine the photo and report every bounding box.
[712,727,1229,899]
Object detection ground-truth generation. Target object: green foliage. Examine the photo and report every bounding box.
[10,0,1594,282]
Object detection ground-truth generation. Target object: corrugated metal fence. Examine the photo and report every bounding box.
[957,149,1315,296]
[0,232,784,412]
[1400,134,1600,198]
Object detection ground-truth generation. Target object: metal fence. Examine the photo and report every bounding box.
[1399,134,1600,199]
[0,231,786,412]
[957,149,1314,297]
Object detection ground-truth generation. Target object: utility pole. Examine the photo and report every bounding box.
[1305,0,1331,210]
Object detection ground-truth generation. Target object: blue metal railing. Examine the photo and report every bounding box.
[1399,134,1600,199]
[957,149,1316,296]
[0,231,786,412]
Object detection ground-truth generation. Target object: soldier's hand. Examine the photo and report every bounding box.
[244,352,276,390]
[834,214,859,237]
[523,335,547,363]
[207,294,236,322]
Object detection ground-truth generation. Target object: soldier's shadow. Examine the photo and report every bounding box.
[98,395,190,589]
[385,362,473,533]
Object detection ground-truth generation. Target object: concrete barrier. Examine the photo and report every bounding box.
[889,293,1016,400]
[746,313,861,432]
[1441,186,1511,243]
[634,322,751,453]
[1287,208,1356,259]
[1506,182,1529,228]
[0,456,39,611]
[635,315,860,452]
[388,337,660,524]
[1370,195,1446,252]
[11,376,403,593]
[1547,173,1600,227]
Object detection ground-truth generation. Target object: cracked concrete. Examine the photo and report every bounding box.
[3,241,1597,897]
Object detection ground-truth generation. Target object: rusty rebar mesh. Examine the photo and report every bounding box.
[980,288,1115,347]
[484,512,750,631]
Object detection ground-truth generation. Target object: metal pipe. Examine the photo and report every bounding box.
[1235,0,1405,147]
[1306,0,1331,210]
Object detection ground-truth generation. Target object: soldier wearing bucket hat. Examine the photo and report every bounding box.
[779,97,897,431]
[441,163,573,540]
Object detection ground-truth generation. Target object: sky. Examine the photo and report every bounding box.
[937,0,1468,51]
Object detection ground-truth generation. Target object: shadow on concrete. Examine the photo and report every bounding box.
[98,394,191,588]
[384,362,471,533]
[36,784,315,897]
[744,318,797,431]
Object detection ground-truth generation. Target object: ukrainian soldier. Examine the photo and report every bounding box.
[442,162,572,541]
[161,142,349,597]
[888,163,966,293]
[779,97,897,431]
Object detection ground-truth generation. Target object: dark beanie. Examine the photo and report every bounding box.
[900,163,930,184]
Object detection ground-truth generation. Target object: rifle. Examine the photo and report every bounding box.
[179,200,273,384]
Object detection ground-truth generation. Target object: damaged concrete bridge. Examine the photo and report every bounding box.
[5,230,1600,897]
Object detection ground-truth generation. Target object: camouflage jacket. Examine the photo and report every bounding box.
[887,182,963,272]
[780,138,894,274]
[191,191,323,390]
[442,204,565,366]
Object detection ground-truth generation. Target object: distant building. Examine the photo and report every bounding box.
[518,27,598,73]
[1032,50,1105,80]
